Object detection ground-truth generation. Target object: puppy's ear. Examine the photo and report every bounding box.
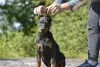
[47,16,52,23]
[39,15,44,19]
[38,15,44,24]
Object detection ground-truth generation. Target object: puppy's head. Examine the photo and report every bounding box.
[38,16,52,33]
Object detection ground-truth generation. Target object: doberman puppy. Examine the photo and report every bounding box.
[35,16,65,67]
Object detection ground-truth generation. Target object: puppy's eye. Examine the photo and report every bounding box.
[40,21,42,23]
[40,21,45,24]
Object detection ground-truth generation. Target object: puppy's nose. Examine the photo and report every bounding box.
[40,29,44,31]
[40,26,45,30]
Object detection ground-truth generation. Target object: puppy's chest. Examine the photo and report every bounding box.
[37,36,52,51]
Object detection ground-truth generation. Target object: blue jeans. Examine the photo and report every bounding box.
[88,2,100,61]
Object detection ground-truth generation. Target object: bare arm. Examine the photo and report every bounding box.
[34,0,88,15]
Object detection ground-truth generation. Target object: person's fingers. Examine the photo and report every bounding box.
[54,9,59,13]
[53,4,61,13]
[34,8,37,14]
[42,6,46,13]
[51,7,57,13]
[46,3,53,13]
[47,3,61,14]
[38,6,43,15]
[47,4,55,13]
[36,7,39,15]
[35,5,42,15]
[37,7,39,15]
[50,4,57,10]
[46,6,51,13]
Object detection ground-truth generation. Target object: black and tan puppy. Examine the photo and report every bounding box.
[35,16,65,67]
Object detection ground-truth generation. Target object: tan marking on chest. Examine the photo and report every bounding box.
[47,41,52,48]
[37,43,41,49]
[37,41,52,49]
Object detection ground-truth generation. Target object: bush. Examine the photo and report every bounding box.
[0,31,36,58]
[51,5,88,59]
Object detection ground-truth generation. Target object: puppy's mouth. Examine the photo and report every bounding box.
[39,28,48,33]
[39,29,46,33]
[40,29,45,32]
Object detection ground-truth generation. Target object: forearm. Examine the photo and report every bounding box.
[55,0,81,10]
[55,0,66,4]
[60,3,70,10]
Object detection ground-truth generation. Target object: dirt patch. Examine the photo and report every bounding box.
[0,58,99,67]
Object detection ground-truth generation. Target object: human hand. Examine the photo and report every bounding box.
[34,5,46,15]
[46,3,62,14]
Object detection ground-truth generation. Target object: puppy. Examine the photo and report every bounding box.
[35,16,65,67]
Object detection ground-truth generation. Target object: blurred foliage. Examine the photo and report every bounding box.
[0,0,38,58]
[51,6,88,58]
[0,0,36,35]
[0,31,36,58]
[0,0,91,59]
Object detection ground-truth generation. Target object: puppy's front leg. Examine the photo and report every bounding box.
[36,45,41,67]
[36,60,41,67]
[60,64,65,67]
[51,53,56,67]
[51,44,56,67]
[51,62,56,67]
